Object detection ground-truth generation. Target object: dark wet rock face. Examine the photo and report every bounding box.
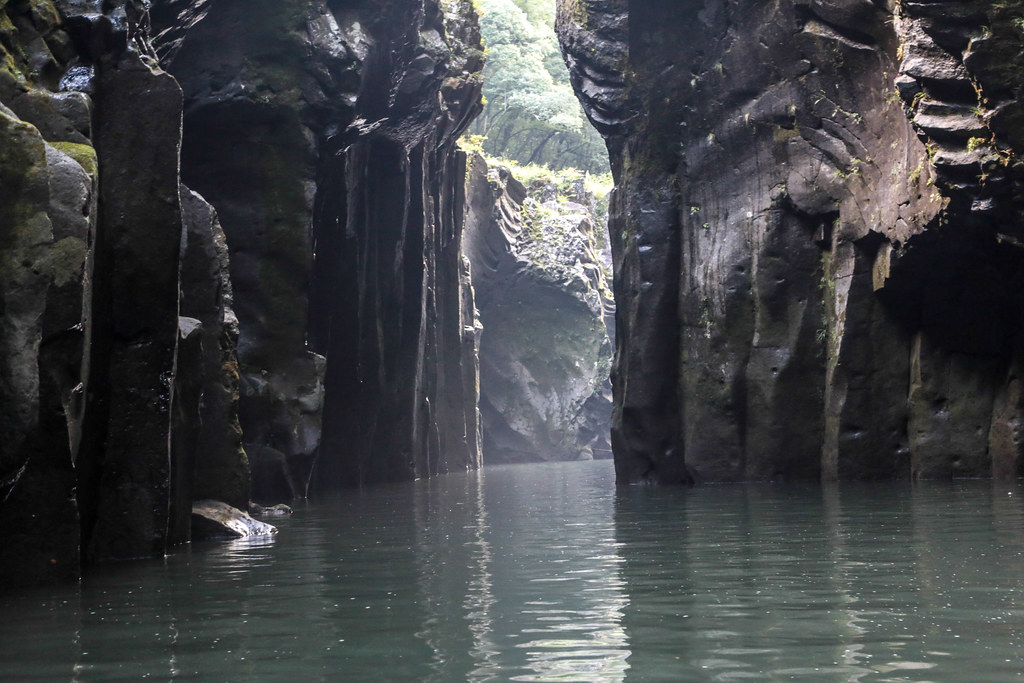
[153,0,484,491]
[152,0,327,496]
[78,41,185,564]
[558,0,1024,483]
[179,187,250,510]
[0,0,253,577]
[464,155,613,463]
[2,0,483,588]
[306,1,485,488]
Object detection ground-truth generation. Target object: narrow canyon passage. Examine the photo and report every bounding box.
[4,6,1024,683]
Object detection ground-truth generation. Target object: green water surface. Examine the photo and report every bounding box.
[2,460,1023,681]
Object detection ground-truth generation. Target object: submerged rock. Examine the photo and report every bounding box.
[192,500,277,541]
[248,502,293,517]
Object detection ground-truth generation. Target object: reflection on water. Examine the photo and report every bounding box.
[412,460,628,682]
[614,480,1024,681]
[465,464,629,682]
[3,461,1024,681]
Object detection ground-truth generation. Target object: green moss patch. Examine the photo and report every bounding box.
[49,141,97,177]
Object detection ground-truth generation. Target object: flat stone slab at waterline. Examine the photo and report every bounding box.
[192,500,278,540]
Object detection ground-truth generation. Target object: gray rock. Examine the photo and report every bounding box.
[179,186,250,510]
[192,500,277,541]
[463,155,613,463]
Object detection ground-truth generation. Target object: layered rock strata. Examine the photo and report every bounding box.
[558,0,1024,483]
[464,155,613,463]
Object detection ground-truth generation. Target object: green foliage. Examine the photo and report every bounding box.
[483,154,613,243]
[470,0,608,174]
[458,134,487,154]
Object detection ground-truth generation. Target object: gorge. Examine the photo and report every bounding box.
[3,0,1024,594]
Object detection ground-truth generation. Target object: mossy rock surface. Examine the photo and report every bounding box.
[48,141,96,177]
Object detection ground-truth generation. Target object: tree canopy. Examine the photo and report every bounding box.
[470,0,608,174]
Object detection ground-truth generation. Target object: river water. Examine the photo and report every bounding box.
[3,460,1024,681]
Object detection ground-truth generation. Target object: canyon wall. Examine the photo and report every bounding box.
[0,0,483,588]
[151,0,484,494]
[463,154,613,462]
[1,0,249,583]
[558,0,1024,483]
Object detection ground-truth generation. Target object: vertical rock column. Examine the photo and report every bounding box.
[312,131,483,486]
[309,0,485,488]
[2,0,256,586]
[558,0,686,483]
[0,107,84,585]
[179,187,249,509]
[1,0,96,584]
[78,46,184,562]
[155,0,485,493]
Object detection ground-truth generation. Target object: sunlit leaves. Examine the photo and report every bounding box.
[471,0,608,173]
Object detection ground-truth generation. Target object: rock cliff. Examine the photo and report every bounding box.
[463,154,613,462]
[0,0,248,583]
[1,0,484,588]
[558,0,1024,483]
[151,0,484,492]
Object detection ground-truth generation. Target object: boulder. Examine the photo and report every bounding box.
[191,500,277,541]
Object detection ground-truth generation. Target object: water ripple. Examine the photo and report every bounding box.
[3,466,1024,681]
